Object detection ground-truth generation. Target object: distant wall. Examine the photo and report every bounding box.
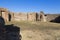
[9,12,14,21]
[9,13,60,23]
[27,12,37,21]
[0,8,60,23]
[14,13,27,21]
[13,12,37,21]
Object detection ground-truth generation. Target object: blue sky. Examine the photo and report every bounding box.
[0,0,60,14]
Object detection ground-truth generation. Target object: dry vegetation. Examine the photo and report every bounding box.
[5,21,60,40]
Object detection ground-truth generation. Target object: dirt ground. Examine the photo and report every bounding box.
[6,21,60,40]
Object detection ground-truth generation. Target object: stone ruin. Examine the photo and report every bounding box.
[14,13,27,21]
[0,8,9,22]
[27,12,37,21]
[40,11,47,22]
[0,8,45,22]
[0,8,60,23]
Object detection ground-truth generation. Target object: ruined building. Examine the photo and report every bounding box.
[0,8,9,22]
[0,8,60,23]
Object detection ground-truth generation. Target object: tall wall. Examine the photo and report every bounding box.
[2,11,9,22]
[13,12,37,21]
[0,8,60,22]
[14,13,27,21]
[39,11,47,22]
[0,8,9,22]
[9,13,60,22]
[9,12,14,21]
[27,12,37,21]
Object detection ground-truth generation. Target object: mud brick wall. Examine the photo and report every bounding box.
[27,12,37,21]
[0,8,9,22]
[0,8,60,22]
[9,12,14,21]
[14,13,27,21]
[2,11,9,22]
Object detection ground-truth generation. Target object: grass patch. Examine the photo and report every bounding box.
[5,21,60,30]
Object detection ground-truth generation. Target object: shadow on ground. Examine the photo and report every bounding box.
[0,16,22,40]
[5,24,21,40]
[50,16,60,23]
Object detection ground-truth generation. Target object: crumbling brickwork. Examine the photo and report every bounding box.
[0,8,9,22]
[0,8,60,22]
[27,12,37,21]
[40,11,46,22]
[9,12,14,21]
[13,13,27,21]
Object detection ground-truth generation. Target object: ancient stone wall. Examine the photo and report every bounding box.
[9,12,14,21]
[39,11,47,22]
[0,8,9,22]
[14,13,27,21]
[2,11,9,22]
[0,8,60,22]
[13,12,37,21]
[27,12,37,21]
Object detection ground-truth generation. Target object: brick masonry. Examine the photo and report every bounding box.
[0,8,60,22]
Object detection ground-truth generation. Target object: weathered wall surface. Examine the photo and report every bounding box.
[2,12,9,22]
[14,13,27,21]
[9,13,60,22]
[39,11,47,22]
[0,8,60,22]
[9,12,14,21]
[27,12,37,21]
[13,12,37,21]
[0,8,9,22]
